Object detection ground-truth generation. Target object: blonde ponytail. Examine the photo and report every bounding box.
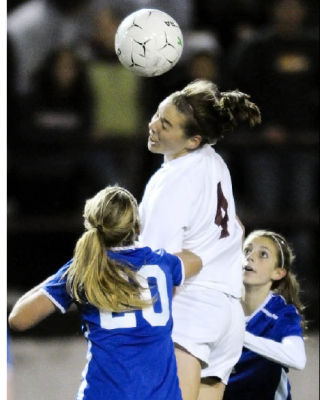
[66,186,153,312]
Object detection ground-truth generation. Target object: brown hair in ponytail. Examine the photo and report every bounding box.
[66,186,152,312]
[169,79,261,145]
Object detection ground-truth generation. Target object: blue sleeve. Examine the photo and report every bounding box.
[162,251,184,286]
[276,305,303,338]
[41,260,74,313]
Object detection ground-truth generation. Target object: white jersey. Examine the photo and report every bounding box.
[139,144,243,298]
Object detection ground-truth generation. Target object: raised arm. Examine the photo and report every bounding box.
[8,277,56,332]
[244,331,306,370]
[174,249,202,279]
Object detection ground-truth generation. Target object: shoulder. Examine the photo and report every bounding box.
[266,294,299,317]
[136,248,183,283]
[48,260,73,282]
[249,293,300,327]
[265,294,303,334]
[153,249,180,264]
[145,163,195,202]
[149,249,182,273]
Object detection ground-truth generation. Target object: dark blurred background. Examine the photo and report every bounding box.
[7,0,318,336]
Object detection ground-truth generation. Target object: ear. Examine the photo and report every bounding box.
[272,267,287,282]
[186,135,202,150]
[135,221,141,235]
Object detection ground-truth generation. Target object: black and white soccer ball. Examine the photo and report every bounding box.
[115,9,184,77]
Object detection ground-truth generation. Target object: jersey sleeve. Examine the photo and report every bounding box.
[161,250,185,287]
[244,333,306,370]
[40,261,73,313]
[276,304,303,338]
[245,303,306,370]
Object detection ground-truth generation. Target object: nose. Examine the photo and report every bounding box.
[245,252,254,263]
[149,115,161,132]
[148,121,154,132]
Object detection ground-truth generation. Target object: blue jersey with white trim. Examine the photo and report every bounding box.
[42,246,184,400]
[224,294,303,400]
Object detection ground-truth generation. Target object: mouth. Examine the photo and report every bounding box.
[148,136,159,145]
[243,265,255,272]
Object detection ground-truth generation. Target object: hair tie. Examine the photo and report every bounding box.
[96,225,104,235]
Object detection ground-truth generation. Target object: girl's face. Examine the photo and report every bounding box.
[148,98,200,161]
[243,236,286,288]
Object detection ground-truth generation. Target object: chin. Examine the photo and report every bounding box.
[148,142,161,154]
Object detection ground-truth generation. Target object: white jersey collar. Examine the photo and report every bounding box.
[245,291,274,323]
[162,144,214,167]
[109,241,142,252]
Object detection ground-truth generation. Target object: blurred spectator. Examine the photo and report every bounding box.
[226,0,318,217]
[229,0,318,134]
[193,0,269,52]
[225,0,318,296]
[98,0,194,31]
[179,30,223,84]
[83,8,147,199]
[7,0,95,96]
[8,47,94,216]
[27,47,92,150]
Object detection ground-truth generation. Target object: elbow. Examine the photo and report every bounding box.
[197,256,203,274]
[294,354,307,370]
[8,312,30,332]
[189,255,203,277]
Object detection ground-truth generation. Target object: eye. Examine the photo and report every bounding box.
[243,247,251,256]
[260,250,269,258]
[162,121,168,130]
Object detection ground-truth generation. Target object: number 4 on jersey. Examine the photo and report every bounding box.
[215,182,230,238]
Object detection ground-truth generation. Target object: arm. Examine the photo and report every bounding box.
[8,277,56,332]
[174,249,202,279]
[244,331,306,370]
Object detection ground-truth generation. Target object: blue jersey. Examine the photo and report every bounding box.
[224,293,303,400]
[42,246,184,400]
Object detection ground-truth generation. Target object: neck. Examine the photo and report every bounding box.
[241,284,272,316]
[165,149,191,162]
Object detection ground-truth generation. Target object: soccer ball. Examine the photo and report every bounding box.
[114,9,183,77]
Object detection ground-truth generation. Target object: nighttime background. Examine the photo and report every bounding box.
[6,0,319,398]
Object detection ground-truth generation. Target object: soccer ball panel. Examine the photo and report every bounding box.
[115,9,183,77]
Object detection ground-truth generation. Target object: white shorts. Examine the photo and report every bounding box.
[172,285,245,384]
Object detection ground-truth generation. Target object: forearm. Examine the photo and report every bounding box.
[244,331,306,370]
[174,249,203,279]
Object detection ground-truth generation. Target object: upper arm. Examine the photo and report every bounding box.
[9,290,56,331]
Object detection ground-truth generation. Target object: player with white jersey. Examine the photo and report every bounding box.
[8,186,202,400]
[140,144,243,296]
[139,79,261,400]
[224,230,306,400]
